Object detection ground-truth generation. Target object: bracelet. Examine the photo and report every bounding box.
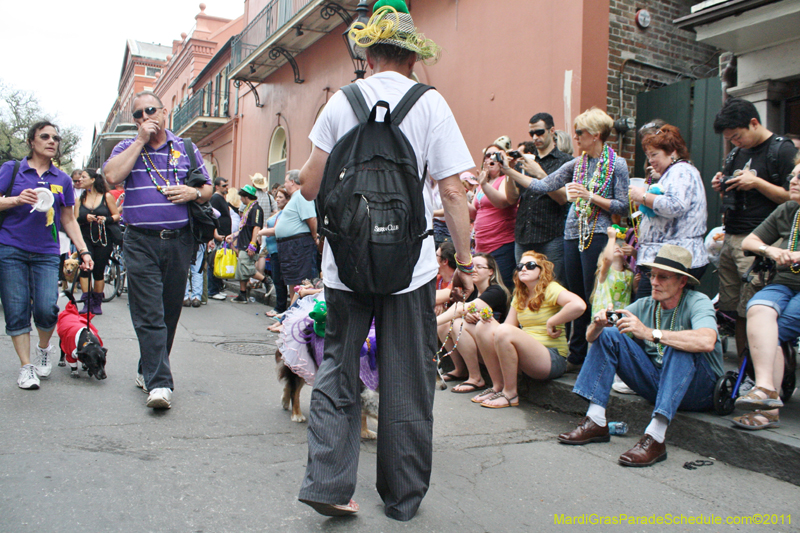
[455,254,473,268]
[589,191,594,203]
[79,250,91,257]
[247,243,257,252]
[455,254,474,273]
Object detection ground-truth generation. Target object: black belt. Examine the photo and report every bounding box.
[128,225,189,240]
[276,233,312,244]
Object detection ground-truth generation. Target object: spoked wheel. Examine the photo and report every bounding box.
[102,261,121,302]
[780,342,797,403]
[713,371,738,416]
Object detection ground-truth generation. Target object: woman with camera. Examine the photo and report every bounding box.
[628,124,709,299]
[732,156,800,430]
[470,143,518,288]
[503,108,629,371]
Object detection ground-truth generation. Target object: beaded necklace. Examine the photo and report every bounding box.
[239,200,257,231]
[141,142,180,195]
[91,218,107,247]
[788,206,800,274]
[652,290,684,358]
[572,145,616,251]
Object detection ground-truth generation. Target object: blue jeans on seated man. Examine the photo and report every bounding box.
[573,327,716,422]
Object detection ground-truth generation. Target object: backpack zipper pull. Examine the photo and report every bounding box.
[339,168,346,181]
[361,195,369,216]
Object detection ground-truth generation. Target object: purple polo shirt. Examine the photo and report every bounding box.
[104,130,211,230]
[0,158,74,255]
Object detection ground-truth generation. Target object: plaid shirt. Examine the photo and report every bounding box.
[514,147,573,244]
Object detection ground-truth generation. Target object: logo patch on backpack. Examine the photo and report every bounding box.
[316,83,435,295]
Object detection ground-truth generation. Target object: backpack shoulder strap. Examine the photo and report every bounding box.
[766,135,791,182]
[723,146,739,175]
[392,84,434,125]
[7,160,20,195]
[182,138,198,169]
[341,84,370,124]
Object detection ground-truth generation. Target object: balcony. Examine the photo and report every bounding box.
[229,0,364,83]
[172,86,230,140]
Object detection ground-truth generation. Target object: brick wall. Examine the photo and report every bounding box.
[607,0,720,163]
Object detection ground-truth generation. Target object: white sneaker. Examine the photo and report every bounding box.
[18,364,40,390]
[739,376,756,395]
[32,344,53,379]
[146,387,172,409]
[210,293,227,301]
[135,374,148,394]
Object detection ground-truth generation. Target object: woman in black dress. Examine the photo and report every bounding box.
[74,168,120,314]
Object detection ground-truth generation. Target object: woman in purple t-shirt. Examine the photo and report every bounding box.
[0,121,93,390]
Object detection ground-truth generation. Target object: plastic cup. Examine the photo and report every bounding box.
[629,178,646,190]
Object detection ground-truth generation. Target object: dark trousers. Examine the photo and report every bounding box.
[563,234,608,366]
[299,279,437,521]
[271,252,288,313]
[207,247,225,296]
[124,228,193,391]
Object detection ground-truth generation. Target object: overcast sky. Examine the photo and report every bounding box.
[0,0,245,165]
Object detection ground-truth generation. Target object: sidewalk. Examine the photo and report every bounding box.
[243,281,800,487]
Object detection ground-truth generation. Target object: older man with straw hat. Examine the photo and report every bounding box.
[296,0,474,521]
[558,244,723,467]
[250,172,277,219]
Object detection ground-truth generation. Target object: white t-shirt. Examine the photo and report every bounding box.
[309,71,474,293]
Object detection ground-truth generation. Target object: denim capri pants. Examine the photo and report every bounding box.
[747,284,800,344]
[0,244,60,336]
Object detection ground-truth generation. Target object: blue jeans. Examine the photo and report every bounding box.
[0,244,60,336]
[488,241,516,289]
[208,246,225,296]
[748,284,800,343]
[124,227,193,391]
[574,328,716,422]
[516,235,565,284]
[271,252,289,313]
[185,244,205,300]
[563,235,608,365]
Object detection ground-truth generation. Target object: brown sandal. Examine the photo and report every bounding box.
[734,386,783,410]
[732,410,780,430]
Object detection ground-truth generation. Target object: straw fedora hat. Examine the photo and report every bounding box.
[250,173,268,190]
[638,244,700,285]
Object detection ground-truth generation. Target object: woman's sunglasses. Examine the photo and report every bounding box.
[516,261,539,271]
[38,133,61,143]
[132,106,163,120]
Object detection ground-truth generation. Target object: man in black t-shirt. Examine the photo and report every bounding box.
[225,184,264,303]
[504,112,572,283]
[208,177,232,300]
[711,98,797,358]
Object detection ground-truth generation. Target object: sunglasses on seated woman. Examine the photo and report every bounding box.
[132,106,162,120]
[516,261,539,271]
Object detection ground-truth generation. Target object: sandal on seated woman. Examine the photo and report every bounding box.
[473,251,585,408]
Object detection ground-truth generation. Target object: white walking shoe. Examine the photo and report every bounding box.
[210,293,227,300]
[135,374,148,393]
[18,364,40,390]
[146,388,172,409]
[32,344,53,379]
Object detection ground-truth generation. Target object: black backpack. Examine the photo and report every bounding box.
[316,83,434,295]
[723,135,795,183]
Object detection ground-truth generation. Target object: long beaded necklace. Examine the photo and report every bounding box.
[573,144,616,251]
[91,218,107,246]
[141,142,180,195]
[239,200,257,231]
[788,206,800,274]
[651,290,684,359]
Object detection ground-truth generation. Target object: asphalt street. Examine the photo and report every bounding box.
[1,291,799,533]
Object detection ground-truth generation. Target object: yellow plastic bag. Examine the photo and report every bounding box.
[214,243,237,279]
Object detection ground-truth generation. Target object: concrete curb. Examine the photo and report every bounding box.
[518,375,800,487]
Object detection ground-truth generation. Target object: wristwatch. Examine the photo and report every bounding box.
[759,244,769,255]
[641,192,648,205]
[652,329,663,344]
[195,188,201,200]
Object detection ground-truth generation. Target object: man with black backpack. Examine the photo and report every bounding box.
[712,97,797,363]
[295,0,474,521]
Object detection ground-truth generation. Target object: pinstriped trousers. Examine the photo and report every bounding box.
[299,279,437,521]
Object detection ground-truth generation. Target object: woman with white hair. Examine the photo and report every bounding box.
[501,107,630,371]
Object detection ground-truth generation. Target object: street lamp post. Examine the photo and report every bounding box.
[344,1,371,79]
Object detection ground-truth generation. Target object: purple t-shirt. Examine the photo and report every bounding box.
[0,158,74,255]
[103,130,211,230]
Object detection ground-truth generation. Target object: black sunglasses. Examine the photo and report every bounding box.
[38,133,62,143]
[132,106,162,120]
[516,261,539,271]
[529,129,546,138]
[574,129,584,137]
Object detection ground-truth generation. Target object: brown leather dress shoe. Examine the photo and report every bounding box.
[619,435,667,467]
[558,416,610,445]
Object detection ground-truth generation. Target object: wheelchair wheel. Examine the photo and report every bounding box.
[781,370,796,403]
[713,371,737,416]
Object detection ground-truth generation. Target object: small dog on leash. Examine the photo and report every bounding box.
[56,291,107,380]
[275,348,379,439]
[62,252,80,286]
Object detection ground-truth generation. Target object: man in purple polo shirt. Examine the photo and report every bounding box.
[104,91,212,410]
